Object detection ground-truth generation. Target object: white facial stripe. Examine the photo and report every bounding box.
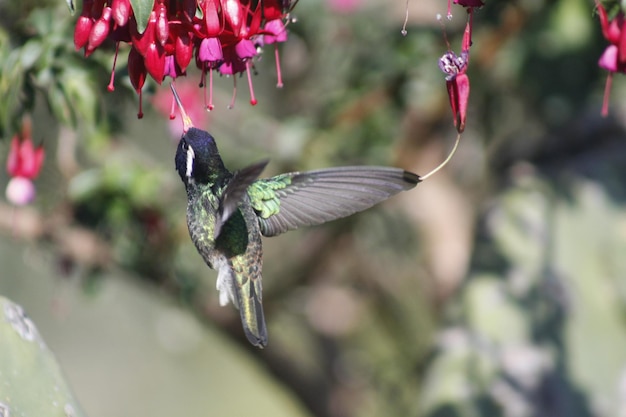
[185,146,195,178]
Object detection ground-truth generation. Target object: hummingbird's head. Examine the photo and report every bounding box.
[175,128,226,186]
[171,83,227,186]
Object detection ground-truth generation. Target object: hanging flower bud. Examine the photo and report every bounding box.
[175,31,194,71]
[128,47,147,118]
[74,16,93,50]
[111,0,131,27]
[145,42,166,83]
[203,0,222,37]
[156,1,169,46]
[223,0,244,37]
[86,6,112,56]
[128,47,146,91]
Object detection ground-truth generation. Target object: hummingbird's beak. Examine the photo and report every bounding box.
[170,83,194,133]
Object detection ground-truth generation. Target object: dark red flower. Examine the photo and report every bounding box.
[439,17,472,132]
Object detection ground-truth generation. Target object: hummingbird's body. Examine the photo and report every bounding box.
[172,90,420,349]
[177,128,269,346]
[186,185,267,346]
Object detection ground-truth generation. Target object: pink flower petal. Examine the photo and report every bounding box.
[599,45,619,71]
[235,39,257,60]
[264,19,288,44]
[6,177,36,206]
[198,37,223,63]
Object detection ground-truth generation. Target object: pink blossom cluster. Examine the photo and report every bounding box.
[74,0,292,117]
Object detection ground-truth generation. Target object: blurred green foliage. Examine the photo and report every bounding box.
[2,1,626,417]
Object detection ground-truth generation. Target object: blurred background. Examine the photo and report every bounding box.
[2,0,626,416]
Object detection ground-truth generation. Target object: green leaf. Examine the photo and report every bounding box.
[47,82,75,127]
[19,40,44,69]
[130,0,155,34]
[0,296,87,417]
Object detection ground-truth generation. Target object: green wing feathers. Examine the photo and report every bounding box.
[248,173,293,219]
[248,166,420,237]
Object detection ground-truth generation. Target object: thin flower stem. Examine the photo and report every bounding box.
[274,45,284,88]
[602,72,613,117]
[420,132,461,181]
[401,0,409,36]
[107,42,120,91]
[208,69,215,111]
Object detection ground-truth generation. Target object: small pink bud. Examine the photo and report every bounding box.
[6,177,36,206]
[156,2,169,46]
[128,47,147,92]
[175,31,193,70]
[86,6,112,56]
[145,43,166,83]
[111,0,131,27]
[74,16,93,50]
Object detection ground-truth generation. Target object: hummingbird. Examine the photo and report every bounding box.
[171,86,421,348]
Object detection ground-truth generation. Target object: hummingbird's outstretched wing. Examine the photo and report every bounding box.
[248,166,421,237]
[214,160,269,240]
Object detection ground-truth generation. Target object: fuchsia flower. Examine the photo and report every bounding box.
[5,122,45,206]
[439,16,472,133]
[596,1,626,116]
[74,0,294,116]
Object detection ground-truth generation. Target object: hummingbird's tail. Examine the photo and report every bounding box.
[218,263,268,348]
[236,276,267,348]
